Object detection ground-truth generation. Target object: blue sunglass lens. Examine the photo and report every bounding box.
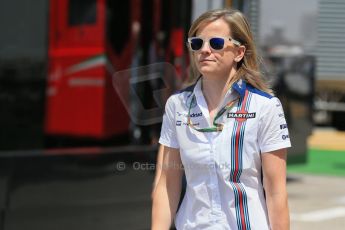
[190,38,203,50]
[210,38,225,50]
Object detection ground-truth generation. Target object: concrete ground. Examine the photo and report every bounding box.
[288,174,345,230]
[289,127,345,230]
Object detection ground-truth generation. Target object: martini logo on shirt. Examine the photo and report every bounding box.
[227,111,256,122]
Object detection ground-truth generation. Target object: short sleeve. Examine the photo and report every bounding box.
[258,97,291,153]
[159,96,179,149]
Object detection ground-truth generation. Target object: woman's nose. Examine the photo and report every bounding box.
[200,41,211,54]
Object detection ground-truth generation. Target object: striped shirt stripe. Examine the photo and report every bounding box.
[230,89,252,230]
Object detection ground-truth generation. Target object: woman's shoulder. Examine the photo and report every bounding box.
[245,83,282,112]
[173,83,196,96]
[166,83,197,107]
[246,83,274,100]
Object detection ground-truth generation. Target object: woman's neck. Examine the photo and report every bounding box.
[201,74,233,112]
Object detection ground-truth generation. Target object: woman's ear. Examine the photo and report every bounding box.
[235,45,246,63]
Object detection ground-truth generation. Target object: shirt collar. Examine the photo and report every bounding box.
[232,78,246,98]
[193,76,203,99]
[192,76,246,103]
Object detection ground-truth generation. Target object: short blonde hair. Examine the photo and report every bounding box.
[187,8,273,95]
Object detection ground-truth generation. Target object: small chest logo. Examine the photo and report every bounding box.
[227,110,256,122]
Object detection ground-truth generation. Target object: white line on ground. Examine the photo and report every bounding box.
[291,207,345,222]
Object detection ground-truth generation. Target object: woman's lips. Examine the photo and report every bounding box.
[199,59,215,63]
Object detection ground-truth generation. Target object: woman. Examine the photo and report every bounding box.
[152,8,291,230]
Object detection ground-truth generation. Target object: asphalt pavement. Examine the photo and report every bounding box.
[0,138,344,230]
[0,156,155,230]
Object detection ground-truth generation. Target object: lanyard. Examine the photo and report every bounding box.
[187,95,239,132]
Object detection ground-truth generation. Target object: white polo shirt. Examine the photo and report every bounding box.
[159,77,291,230]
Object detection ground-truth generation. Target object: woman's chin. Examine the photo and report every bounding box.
[199,67,218,76]
[198,64,214,71]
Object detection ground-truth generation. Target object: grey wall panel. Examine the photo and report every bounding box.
[0,0,49,61]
